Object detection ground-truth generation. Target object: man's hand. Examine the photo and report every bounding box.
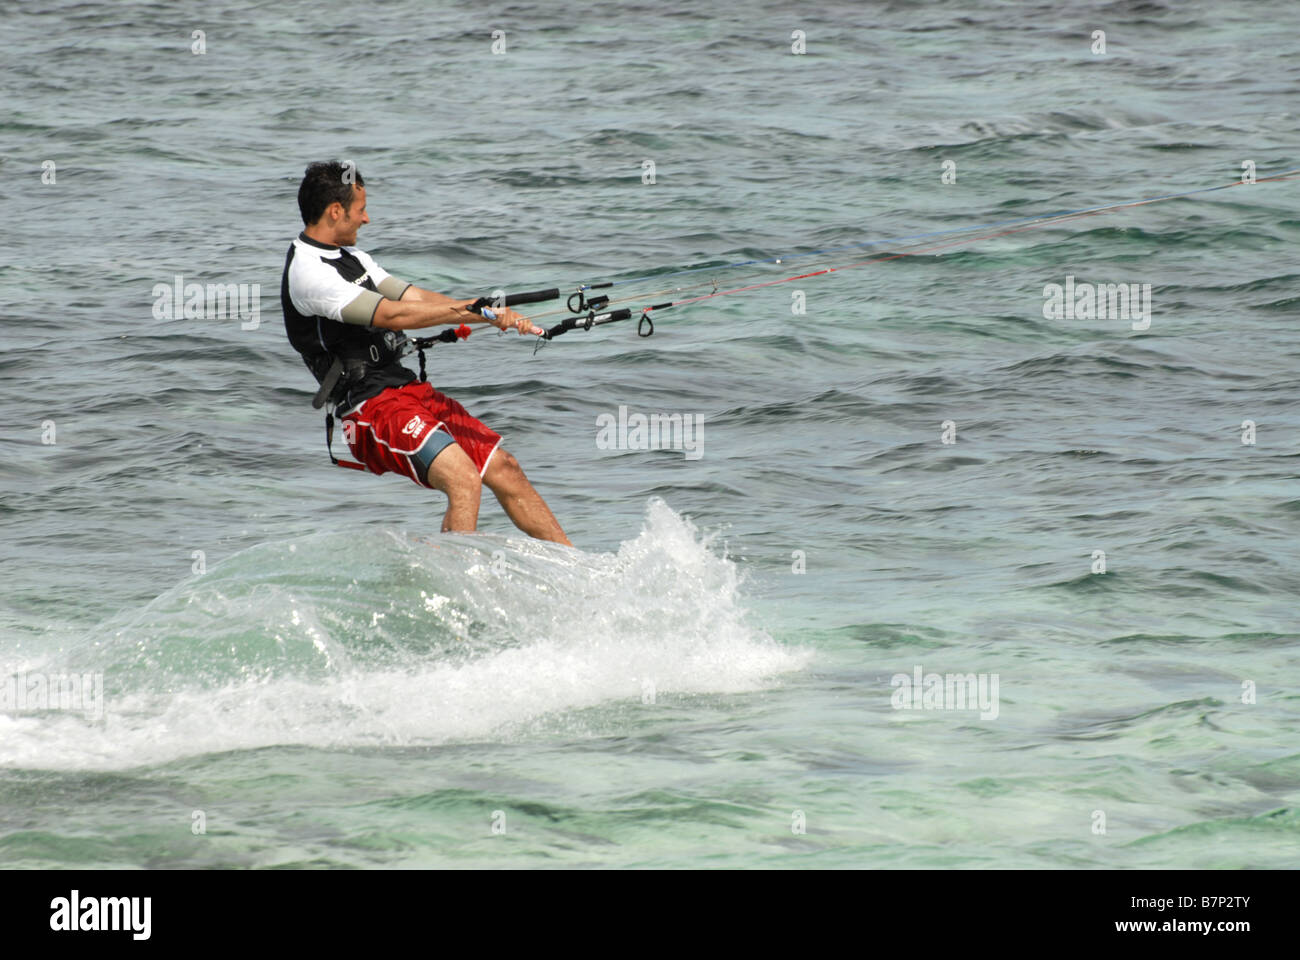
[483,305,544,337]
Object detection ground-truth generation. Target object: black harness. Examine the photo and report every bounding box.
[312,326,472,471]
[309,328,404,470]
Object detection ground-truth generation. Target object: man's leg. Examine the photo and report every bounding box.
[424,442,482,532]
[482,449,572,546]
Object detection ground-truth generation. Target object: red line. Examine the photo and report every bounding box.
[645,171,1298,313]
[647,207,1111,311]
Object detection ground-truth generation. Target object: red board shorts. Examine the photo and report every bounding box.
[340,381,502,488]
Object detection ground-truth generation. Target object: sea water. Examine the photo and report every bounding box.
[2,0,1298,868]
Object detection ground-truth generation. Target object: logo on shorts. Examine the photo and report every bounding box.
[401,416,425,437]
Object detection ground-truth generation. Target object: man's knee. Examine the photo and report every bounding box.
[485,449,528,489]
[494,450,523,475]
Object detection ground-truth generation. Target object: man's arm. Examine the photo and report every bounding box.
[401,285,464,307]
[371,284,543,335]
[371,291,483,330]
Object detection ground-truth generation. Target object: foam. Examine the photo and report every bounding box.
[0,499,809,770]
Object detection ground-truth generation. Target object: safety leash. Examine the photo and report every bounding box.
[324,412,367,471]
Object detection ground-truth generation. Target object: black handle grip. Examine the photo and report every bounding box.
[543,317,580,340]
[470,287,561,312]
[542,309,633,340]
[503,287,560,306]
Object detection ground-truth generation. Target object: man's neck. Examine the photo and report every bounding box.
[301,224,341,248]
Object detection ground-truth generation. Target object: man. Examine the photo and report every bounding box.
[281,160,571,546]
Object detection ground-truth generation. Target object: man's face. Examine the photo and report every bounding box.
[335,185,369,245]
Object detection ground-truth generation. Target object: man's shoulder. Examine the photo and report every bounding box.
[285,238,335,278]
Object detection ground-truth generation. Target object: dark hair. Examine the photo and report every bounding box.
[297,161,365,225]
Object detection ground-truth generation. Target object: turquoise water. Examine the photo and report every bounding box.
[2,0,1298,868]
